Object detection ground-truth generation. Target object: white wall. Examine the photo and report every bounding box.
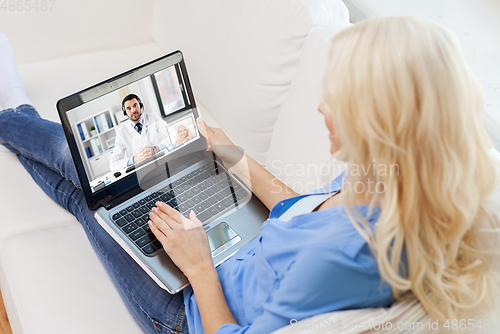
[67,76,162,126]
[342,0,500,150]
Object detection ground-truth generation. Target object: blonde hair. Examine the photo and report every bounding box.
[176,123,195,146]
[323,16,500,323]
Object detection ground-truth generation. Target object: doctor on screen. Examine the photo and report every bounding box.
[109,94,173,171]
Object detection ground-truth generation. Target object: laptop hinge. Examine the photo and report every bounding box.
[101,201,112,210]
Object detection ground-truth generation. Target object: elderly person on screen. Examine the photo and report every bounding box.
[173,123,196,149]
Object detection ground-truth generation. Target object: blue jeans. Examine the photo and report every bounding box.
[0,105,189,334]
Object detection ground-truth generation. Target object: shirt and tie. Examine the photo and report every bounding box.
[125,116,170,167]
[126,117,145,166]
[134,122,142,135]
[109,113,174,171]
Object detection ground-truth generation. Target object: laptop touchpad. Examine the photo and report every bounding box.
[207,222,241,258]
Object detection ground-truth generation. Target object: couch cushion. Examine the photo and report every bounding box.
[0,0,156,65]
[152,0,349,164]
[17,43,164,123]
[265,23,350,194]
[0,224,143,334]
[0,152,76,241]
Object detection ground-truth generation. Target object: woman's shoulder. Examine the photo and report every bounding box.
[300,215,377,262]
[295,242,379,280]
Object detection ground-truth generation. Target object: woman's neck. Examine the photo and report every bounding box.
[317,187,373,211]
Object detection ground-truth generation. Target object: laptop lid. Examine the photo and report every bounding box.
[57,51,208,210]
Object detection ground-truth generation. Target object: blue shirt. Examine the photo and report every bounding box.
[183,173,394,334]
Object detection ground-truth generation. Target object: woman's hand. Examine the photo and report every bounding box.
[148,201,214,280]
[196,117,298,210]
[196,117,243,169]
[149,202,239,333]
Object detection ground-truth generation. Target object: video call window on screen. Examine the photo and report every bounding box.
[66,63,199,193]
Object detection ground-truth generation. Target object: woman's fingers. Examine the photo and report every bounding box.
[148,219,170,246]
[149,210,173,232]
[154,202,203,231]
[156,202,184,225]
[188,210,203,228]
[155,201,200,231]
[196,117,208,137]
[196,117,210,150]
[179,210,200,230]
[151,206,170,223]
[196,117,218,151]
[197,117,216,135]
[152,202,184,229]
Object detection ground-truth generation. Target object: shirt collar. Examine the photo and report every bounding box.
[268,171,345,219]
[129,115,144,130]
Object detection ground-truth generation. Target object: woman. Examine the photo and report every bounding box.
[1,16,499,334]
[173,123,196,148]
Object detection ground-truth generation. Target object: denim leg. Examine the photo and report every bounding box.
[0,104,81,189]
[1,104,190,333]
[12,146,189,333]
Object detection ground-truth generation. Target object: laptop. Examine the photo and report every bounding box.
[57,51,269,293]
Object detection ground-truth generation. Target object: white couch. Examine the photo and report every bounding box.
[0,0,351,333]
[0,1,499,333]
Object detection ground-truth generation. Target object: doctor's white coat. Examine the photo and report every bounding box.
[109,113,172,171]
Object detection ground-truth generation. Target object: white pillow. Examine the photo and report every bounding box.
[272,293,430,334]
[152,0,349,164]
[265,23,351,194]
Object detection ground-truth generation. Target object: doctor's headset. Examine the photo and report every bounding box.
[122,94,144,116]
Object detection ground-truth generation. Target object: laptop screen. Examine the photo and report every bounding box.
[58,51,207,209]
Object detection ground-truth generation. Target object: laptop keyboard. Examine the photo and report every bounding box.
[110,161,249,256]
